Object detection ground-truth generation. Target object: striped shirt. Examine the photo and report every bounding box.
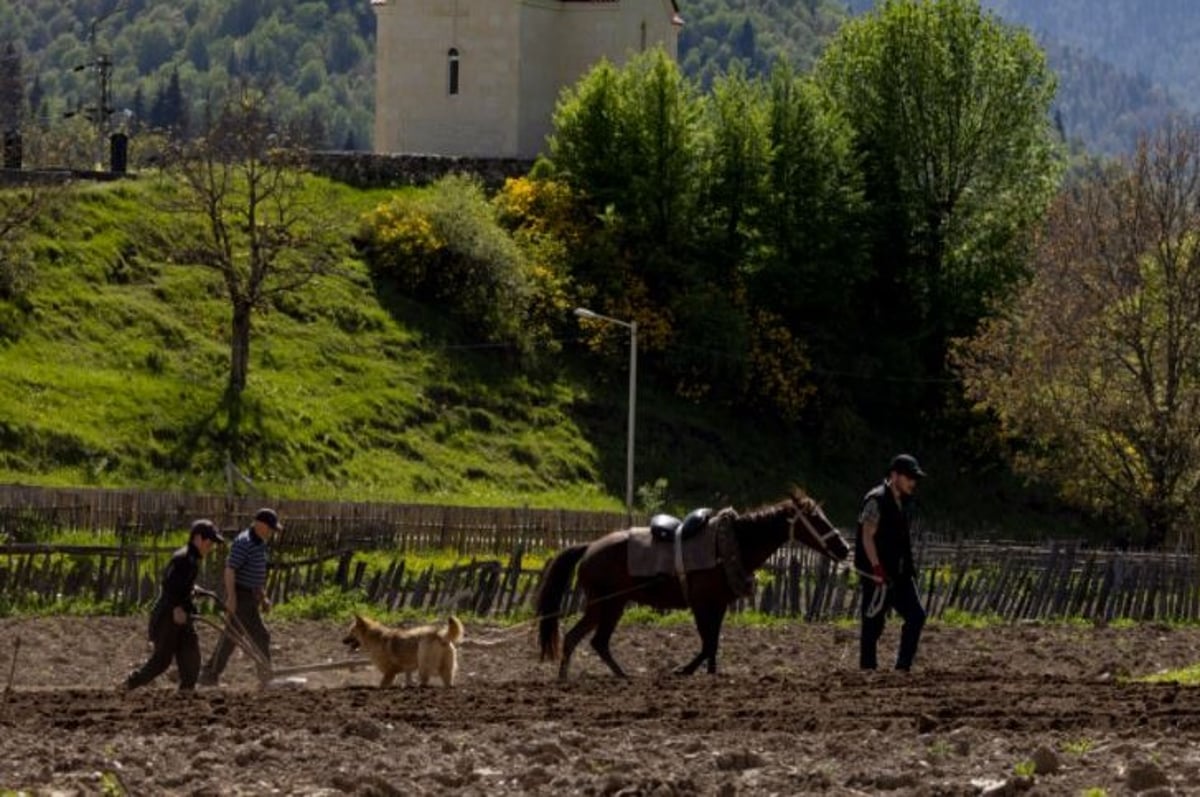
[226,528,269,591]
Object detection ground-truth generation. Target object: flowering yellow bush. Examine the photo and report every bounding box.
[360,197,443,283]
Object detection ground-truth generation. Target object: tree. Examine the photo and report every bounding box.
[754,63,865,402]
[955,122,1200,549]
[163,83,342,414]
[150,70,187,135]
[815,0,1061,419]
[696,62,770,269]
[0,42,22,130]
[0,184,51,306]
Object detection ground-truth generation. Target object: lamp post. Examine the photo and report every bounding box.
[574,307,637,526]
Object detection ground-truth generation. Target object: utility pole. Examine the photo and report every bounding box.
[67,4,122,170]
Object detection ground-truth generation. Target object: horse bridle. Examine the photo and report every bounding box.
[788,503,843,559]
[789,503,889,617]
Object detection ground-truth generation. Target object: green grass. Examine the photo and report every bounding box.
[1139,663,1200,685]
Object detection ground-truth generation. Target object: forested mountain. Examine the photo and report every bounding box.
[1,0,1194,157]
[0,0,375,150]
[847,0,1198,154]
[676,0,849,87]
[983,0,1200,112]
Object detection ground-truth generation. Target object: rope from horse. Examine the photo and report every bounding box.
[790,512,889,617]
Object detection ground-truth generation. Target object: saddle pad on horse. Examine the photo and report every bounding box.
[627,509,734,578]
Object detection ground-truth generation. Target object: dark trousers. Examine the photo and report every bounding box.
[202,587,271,682]
[126,613,200,691]
[860,575,926,670]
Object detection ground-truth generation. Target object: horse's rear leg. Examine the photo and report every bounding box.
[675,605,728,675]
[559,607,600,681]
[589,600,629,678]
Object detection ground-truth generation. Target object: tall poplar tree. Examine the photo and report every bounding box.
[815,0,1061,419]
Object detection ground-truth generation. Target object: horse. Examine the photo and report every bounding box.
[536,489,850,680]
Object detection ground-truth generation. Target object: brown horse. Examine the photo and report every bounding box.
[537,489,850,680]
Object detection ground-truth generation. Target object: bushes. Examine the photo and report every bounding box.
[360,175,544,353]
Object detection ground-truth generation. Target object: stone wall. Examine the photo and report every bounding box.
[304,151,535,190]
[1,151,535,191]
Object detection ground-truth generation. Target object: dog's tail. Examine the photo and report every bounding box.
[441,615,464,645]
[536,543,589,662]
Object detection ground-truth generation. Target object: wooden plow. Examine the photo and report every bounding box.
[194,589,368,688]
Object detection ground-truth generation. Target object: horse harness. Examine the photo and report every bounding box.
[646,503,845,602]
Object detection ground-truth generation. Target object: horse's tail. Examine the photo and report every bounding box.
[536,543,589,662]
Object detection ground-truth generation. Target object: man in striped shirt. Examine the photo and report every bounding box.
[198,508,281,686]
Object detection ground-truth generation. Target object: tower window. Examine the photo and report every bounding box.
[448,48,460,95]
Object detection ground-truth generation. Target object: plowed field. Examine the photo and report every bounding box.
[2,616,1199,795]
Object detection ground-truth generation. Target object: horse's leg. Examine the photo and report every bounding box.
[558,604,600,681]
[589,599,629,678]
[675,604,727,675]
[702,604,729,674]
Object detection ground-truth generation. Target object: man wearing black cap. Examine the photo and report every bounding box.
[121,519,224,692]
[854,454,927,671]
[199,508,281,686]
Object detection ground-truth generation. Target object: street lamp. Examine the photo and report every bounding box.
[574,307,638,526]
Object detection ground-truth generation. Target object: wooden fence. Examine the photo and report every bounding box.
[0,484,628,555]
[2,536,1197,624]
[1,484,1197,622]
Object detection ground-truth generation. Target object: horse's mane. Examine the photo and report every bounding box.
[737,488,817,525]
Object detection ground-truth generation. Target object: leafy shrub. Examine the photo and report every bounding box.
[360,175,536,351]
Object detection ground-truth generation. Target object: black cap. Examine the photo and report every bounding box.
[191,519,225,544]
[889,454,927,479]
[254,508,282,530]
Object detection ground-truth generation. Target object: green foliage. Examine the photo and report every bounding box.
[934,608,1006,629]
[1061,738,1095,755]
[271,585,365,621]
[546,51,851,421]
[814,0,1063,428]
[956,124,1200,548]
[359,174,538,353]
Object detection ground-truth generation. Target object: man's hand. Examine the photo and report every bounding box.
[172,606,188,625]
[261,595,272,614]
[872,563,886,585]
[224,597,237,616]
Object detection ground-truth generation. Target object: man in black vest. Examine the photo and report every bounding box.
[855,454,927,671]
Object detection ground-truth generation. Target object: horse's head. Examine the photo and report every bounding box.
[788,488,850,561]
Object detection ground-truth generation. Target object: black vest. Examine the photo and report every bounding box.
[854,481,916,578]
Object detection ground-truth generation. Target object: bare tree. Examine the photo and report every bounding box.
[0,181,59,302]
[163,83,341,402]
[955,121,1200,549]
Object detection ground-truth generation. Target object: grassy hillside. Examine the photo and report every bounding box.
[0,175,863,516]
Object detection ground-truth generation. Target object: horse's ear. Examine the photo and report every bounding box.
[789,485,809,503]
